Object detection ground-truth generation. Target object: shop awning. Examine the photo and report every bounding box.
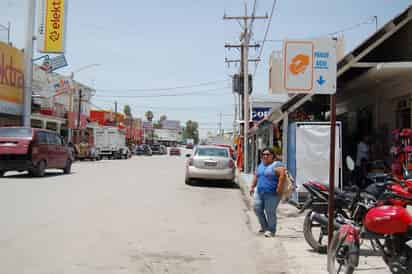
[337,62,412,114]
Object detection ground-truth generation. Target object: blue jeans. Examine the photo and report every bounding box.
[253,191,281,233]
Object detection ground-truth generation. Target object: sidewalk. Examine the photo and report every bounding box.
[237,172,388,274]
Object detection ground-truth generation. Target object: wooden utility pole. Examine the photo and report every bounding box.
[114,101,118,126]
[224,2,268,173]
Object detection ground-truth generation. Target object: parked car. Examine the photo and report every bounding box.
[185,143,194,149]
[160,145,167,155]
[150,144,163,155]
[185,145,235,184]
[214,144,235,159]
[0,127,72,177]
[169,147,181,156]
[135,144,152,156]
[120,147,132,159]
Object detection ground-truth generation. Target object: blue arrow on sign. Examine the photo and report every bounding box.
[317,75,326,86]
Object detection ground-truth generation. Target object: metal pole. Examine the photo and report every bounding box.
[243,2,250,173]
[7,22,10,44]
[328,94,337,244]
[23,0,36,127]
[233,93,237,141]
[77,89,82,130]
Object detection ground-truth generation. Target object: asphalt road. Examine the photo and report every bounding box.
[0,154,282,274]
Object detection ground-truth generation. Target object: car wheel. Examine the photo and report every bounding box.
[0,171,4,177]
[31,160,46,177]
[185,177,192,185]
[63,159,72,174]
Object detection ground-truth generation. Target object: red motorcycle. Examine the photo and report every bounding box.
[327,188,412,274]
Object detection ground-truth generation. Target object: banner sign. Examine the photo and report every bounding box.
[40,54,68,72]
[0,42,24,115]
[142,121,153,129]
[50,78,71,94]
[37,0,68,53]
[252,107,271,121]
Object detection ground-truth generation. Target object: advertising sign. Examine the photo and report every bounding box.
[50,78,71,94]
[161,120,180,130]
[142,121,153,130]
[67,112,87,129]
[37,0,67,53]
[40,54,68,72]
[283,38,337,94]
[252,107,271,122]
[0,42,24,115]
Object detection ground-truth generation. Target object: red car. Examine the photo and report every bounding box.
[169,147,181,156]
[0,127,72,177]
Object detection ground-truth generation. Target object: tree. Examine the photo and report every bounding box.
[145,110,154,122]
[183,120,199,144]
[159,115,167,122]
[154,114,167,129]
[123,105,132,117]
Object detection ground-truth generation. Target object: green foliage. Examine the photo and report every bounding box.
[145,110,154,121]
[183,120,199,144]
[123,105,132,117]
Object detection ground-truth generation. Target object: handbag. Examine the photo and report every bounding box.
[280,170,295,201]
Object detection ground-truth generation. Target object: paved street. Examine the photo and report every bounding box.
[0,155,285,274]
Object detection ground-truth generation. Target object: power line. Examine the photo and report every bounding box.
[95,86,231,98]
[259,16,377,43]
[96,79,229,93]
[253,0,278,76]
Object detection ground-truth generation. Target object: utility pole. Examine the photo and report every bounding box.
[224,2,267,173]
[114,101,118,126]
[76,89,83,144]
[23,0,36,127]
[219,112,223,136]
[77,89,82,130]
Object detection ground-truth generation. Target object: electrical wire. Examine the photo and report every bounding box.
[253,0,278,76]
[95,86,231,98]
[259,16,377,43]
[248,0,258,34]
[96,79,230,93]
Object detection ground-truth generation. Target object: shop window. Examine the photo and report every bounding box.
[395,97,411,129]
[396,108,411,129]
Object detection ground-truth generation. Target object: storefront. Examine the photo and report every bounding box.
[0,42,24,126]
[248,6,412,188]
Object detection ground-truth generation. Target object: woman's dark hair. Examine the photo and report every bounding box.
[261,147,275,156]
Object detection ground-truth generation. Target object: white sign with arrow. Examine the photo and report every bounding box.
[283,37,337,94]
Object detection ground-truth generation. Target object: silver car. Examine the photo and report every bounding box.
[185,145,235,184]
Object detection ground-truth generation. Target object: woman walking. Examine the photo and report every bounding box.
[249,148,285,237]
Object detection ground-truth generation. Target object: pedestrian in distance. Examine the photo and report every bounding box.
[249,147,286,238]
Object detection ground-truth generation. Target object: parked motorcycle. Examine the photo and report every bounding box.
[300,156,380,253]
[327,185,412,274]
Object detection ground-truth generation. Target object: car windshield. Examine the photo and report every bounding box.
[197,147,228,158]
[0,128,32,138]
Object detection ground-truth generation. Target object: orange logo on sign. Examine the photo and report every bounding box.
[289,54,310,75]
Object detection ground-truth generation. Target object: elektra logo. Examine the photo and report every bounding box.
[0,53,24,89]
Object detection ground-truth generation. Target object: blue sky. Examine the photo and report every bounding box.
[1,0,411,137]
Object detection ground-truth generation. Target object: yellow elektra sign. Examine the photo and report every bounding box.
[38,0,67,53]
[0,42,24,115]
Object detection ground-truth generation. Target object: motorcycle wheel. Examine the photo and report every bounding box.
[327,231,356,274]
[303,210,328,253]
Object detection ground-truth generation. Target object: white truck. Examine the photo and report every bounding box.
[95,126,128,159]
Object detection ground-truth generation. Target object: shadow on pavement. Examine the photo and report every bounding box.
[187,180,239,189]
[0,171,73,180]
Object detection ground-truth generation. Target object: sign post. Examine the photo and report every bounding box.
[282,37,337,244]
